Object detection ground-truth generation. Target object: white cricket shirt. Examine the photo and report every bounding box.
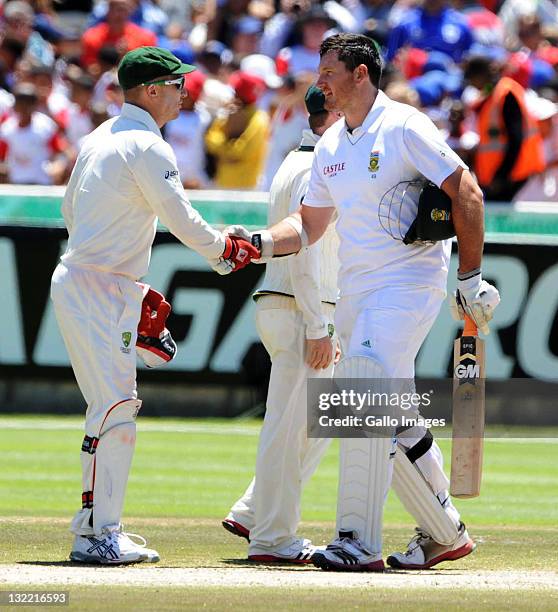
[304,90,466,297]
[61,103,225,280]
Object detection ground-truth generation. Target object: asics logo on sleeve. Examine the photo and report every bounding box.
[164,170,179,180]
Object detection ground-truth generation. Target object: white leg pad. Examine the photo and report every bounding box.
[71,399,142,536]
[392,444,459,546]
[336,437,395,553]
[334,356,395,554]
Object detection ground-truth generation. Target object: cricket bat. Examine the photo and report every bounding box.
[450,315,485,499]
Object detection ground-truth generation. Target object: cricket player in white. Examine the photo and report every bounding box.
[51,47,259,565]
[229,34,500,571]
[222,86,341,563]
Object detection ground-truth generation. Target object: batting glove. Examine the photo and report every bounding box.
[224,224,274,264]
[450,269,500,335]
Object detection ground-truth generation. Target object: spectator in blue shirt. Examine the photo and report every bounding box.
[386,0,474,64]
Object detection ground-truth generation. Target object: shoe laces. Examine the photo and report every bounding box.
[102,524,147,548]
[331,536,372,556]
[405,528,431,556]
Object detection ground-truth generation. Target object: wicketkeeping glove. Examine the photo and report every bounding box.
[449,268,500,335]
[136,286,177,368]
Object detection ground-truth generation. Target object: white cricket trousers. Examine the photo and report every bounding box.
[51,263,143,534]
[229,295,335,552]
[335,284,461,538]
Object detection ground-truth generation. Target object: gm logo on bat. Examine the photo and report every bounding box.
[455,364,481,378]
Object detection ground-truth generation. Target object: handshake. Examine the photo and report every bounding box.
[210,225,273,275]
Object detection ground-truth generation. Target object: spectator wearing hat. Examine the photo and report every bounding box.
[81,0,157,67]
[0,83,70,184]
[157,23,196,68]
[464,55,545,201]
[276,6,337,77]
[165,69,211,188]
[205,70,269,188]
[240,52,283,112]
[2,0,55,66]
[196,40,234,82]
[231,16,264,59]
[387,0,473,64]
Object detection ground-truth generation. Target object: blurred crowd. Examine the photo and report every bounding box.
[0,0,557,201]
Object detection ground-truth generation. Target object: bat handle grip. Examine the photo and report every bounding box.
[463,314,478,336]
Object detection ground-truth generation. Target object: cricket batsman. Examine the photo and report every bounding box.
[228,34,500,571]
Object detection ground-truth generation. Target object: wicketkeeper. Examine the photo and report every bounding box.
[51,47,259,565]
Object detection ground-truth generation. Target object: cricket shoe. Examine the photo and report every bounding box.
[386,522,475,569]
[312,531,385,572]
[248,538,319,564]
[70,525,160,565]
[222,517,250,541]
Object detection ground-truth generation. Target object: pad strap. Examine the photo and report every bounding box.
[82,491,94,509]
[405,430,433,464]
[81,436,99,455]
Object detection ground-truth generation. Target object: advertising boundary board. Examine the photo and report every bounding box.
[1,227,557,382]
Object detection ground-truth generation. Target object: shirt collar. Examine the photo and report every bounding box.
[300,128,320,148]
[120,102,162,138]
[345,90,390,141]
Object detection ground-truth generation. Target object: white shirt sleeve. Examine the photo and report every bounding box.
[287,169,327,339]
[131,139,225,260]
[61,163,81,233]
[402,112,467,187]
[302,151,335,208]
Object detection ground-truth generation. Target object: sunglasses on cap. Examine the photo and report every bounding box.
[141,76,185,91]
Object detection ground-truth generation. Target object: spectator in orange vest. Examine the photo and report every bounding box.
[464,56,545,201]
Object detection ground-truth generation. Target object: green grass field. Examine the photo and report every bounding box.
[0,415,557,610]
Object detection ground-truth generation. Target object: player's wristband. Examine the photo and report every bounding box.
[251,229,274,263]
[457,267,481,281]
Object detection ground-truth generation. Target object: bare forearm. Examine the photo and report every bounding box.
[269,205,334,255]
[269,213,303,255]
[442,168,484,273]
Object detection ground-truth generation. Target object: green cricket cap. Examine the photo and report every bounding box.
[304,85,326,115]
[117,46,196,90]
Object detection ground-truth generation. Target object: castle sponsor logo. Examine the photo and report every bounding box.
[323,162,346,177]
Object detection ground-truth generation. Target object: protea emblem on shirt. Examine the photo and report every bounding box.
[368,150,380,172]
